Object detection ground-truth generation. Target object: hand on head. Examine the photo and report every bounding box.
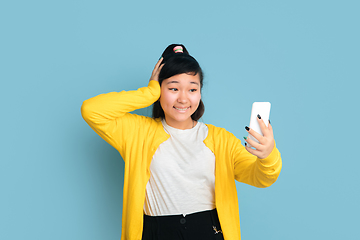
[150,44,188,83]
[150,57,164,83]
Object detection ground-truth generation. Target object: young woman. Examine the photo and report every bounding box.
[81,44,282,240]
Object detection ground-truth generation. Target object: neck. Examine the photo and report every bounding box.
[164,117,195,130]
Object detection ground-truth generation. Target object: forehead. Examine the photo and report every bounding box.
[163,73,200,85]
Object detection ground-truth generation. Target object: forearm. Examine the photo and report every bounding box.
[81,80,160,149]
[81,80,160,124]
[234,144,282,188]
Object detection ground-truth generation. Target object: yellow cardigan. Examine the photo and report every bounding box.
[81,80,282,240]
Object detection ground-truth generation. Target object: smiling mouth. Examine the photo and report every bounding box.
[174,107,190,111]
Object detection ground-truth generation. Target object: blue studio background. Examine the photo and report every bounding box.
[1,0,359,239]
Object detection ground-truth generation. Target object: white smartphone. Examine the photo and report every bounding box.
[247,102,271,148]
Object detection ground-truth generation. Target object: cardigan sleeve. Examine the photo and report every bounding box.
[230,131,282,188]
[81,80,161,153]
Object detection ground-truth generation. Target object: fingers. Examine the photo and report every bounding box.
[244,145,270,159]
[158,62,164,71]
[154,63,164,80]
[155,57,163,68]
[244,145,262,158]
[244,131,267,150]
[244,137,262,150]
[268,120,273,132]
[244,133,271,159]
[244,114,275,158]
[256,115,274,139]
[150,58,164,82]
[152,58,163,75]
[244,118,275,159]
[256,116,270,136]
[245,126,264,144]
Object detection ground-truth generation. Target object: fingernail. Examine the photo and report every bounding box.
[257,114,261,119]
[243,136,247,140]
[159,56,163,60]
[245,126,250,131]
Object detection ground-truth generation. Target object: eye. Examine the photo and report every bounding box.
[189,89,197,92]
[169,88,178,91]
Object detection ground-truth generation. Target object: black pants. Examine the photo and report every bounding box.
[142,209,224,240]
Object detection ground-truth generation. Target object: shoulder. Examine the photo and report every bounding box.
[203,123,240,153]
[203,123,243,159]
[118,115,166,146]
[205,123,236,138]
[115,113,163,135]
[126,114,163,128]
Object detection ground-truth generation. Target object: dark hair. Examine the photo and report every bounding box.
[152,44,205,121]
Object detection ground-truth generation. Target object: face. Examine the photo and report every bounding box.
[160,73,201,130]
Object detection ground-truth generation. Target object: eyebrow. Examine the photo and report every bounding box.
[166,81,179,84]
[166,81,199,86]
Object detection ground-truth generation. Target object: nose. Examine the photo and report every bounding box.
[177,90,188,103]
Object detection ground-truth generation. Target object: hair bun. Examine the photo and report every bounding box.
[173,46,183,53]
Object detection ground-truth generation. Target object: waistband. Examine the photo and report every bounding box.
[144,208,219,225]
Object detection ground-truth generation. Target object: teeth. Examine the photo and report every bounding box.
[175,107,189,111]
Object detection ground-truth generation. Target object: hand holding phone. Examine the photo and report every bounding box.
[244,102,275,159]
[247,102,271,148]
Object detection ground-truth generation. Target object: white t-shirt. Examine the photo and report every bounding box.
[144,120,216,216]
